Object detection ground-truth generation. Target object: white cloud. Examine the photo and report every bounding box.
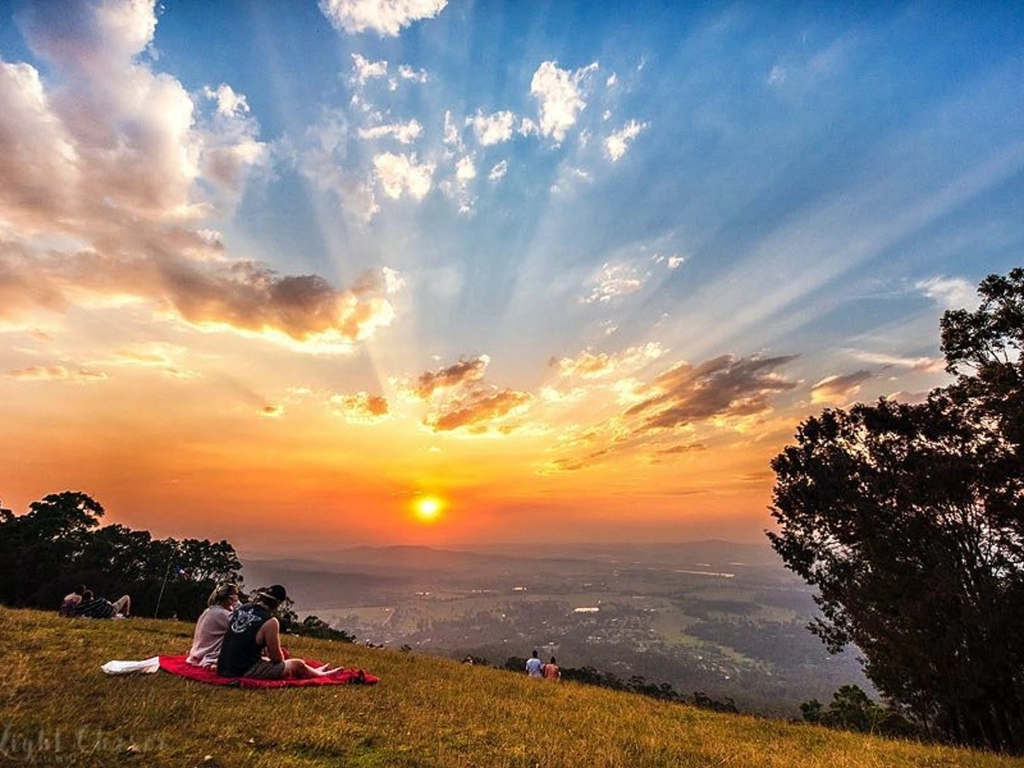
[518,116,538,136]
[358,119,424,144]
[488,160,508,182]
[350,53,389,85]
[397,64,428,83]
[581,261,650,304]
[530,60,599,143]
[441,156,477,214]
[767,65,787,85]
[916,276,978,310]
[455,156,476,181]
[653,253,685,270]
[319,0,448,36]
[0,0,268,237]
[301,108,380,222]
[443,110,464,149]
[203,84,248,117]
[849,349,945,373]
[466,109,516,146]
[606,73,617,88]
[604,119,646,162]
[373,152,435,200]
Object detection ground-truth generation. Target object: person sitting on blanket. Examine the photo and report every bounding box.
[186,582,240,668]
[216,584,338,680]
[59,584,86,617]
[76,589,131,619]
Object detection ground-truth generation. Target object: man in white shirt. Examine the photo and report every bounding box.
[525,649,544,678]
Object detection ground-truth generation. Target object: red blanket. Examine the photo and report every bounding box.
[158,655,378,688]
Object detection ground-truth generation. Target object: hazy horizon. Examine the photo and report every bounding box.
[2,1,1022,552]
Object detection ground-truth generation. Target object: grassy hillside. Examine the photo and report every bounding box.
[2,608,1022,768]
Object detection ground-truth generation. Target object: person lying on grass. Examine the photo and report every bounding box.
[216,584,340,680]
[76,589,131,619]
[186,582,240,668]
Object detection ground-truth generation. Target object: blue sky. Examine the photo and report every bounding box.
[1,0,1022,550]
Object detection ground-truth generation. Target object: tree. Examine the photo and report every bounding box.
[801,685,915,737]
[768,269,1024,753]
[0,492,104,605]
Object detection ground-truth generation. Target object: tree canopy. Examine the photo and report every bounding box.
[0,491,243,620]
[768,268,1024,753]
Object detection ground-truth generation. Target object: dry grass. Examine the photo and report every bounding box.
[1,607,1022,767]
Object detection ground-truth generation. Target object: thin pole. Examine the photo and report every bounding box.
[154,560,172,618]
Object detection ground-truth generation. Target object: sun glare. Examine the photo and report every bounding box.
[414,496,443,523]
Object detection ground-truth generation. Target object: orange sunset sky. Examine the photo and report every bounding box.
[2,1,1022,554]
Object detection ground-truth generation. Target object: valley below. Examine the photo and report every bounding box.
[241,540,871,717]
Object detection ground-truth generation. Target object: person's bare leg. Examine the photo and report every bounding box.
[111,595,131,616]
[283,658,336,678]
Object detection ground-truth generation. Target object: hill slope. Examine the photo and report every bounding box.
[2,608,1021,768]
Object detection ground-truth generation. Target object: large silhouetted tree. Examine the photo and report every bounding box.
[768,268,1024,753]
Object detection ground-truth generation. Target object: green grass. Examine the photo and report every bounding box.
[2,607,1022,768]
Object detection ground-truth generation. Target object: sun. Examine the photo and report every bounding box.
[413,496,444,523]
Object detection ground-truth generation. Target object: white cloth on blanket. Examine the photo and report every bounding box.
[101,657,160,674]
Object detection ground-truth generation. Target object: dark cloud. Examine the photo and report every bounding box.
[810,369,874,404]
[0,243,395,348]
[416,356,488,398]
[657,443,707,454]
[626,353,798,432]
[429,389,531,432]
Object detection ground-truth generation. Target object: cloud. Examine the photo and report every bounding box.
[657,443,707,454]
[466,110,517,146]
[488,160,508,182]
[397,64,428,83]
[349,53,389,85]
[440,156,477,213]
[848,350,944,374]
[604,119,646,162]
[415,355,489,398]
[916,276,978,310]
[580,261,650,304]
[301,108,380,222]
[810,370,874,404]
[319,0,448,36]
[329,391,390,423]
[89,341,200,379]
[358,119,424,144]
[6,364,107,382]
[625,354,799,432]
[0,1,272,236]
[552,342,665,379]
[428,388,532,433]
[530,60,599,143]
[443,110,464,149]
[373,151,435,200]
[652,253,685,270]
[0,243,397,352]
[261,405,284,418]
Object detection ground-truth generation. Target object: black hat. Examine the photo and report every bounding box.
[256,584,288,605]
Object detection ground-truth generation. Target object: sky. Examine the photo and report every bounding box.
[1,0,1022,554]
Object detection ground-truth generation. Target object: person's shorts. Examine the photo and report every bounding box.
[243,660,287,679]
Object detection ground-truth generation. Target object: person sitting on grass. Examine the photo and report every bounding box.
[186,583,240,668]
[59,584,86,617]
[216,584,339,680]
[76,589,131,619]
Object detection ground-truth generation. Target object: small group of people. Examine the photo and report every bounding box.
[60,585,131,619]
[187,583,342,680]
[525,649,560,681]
